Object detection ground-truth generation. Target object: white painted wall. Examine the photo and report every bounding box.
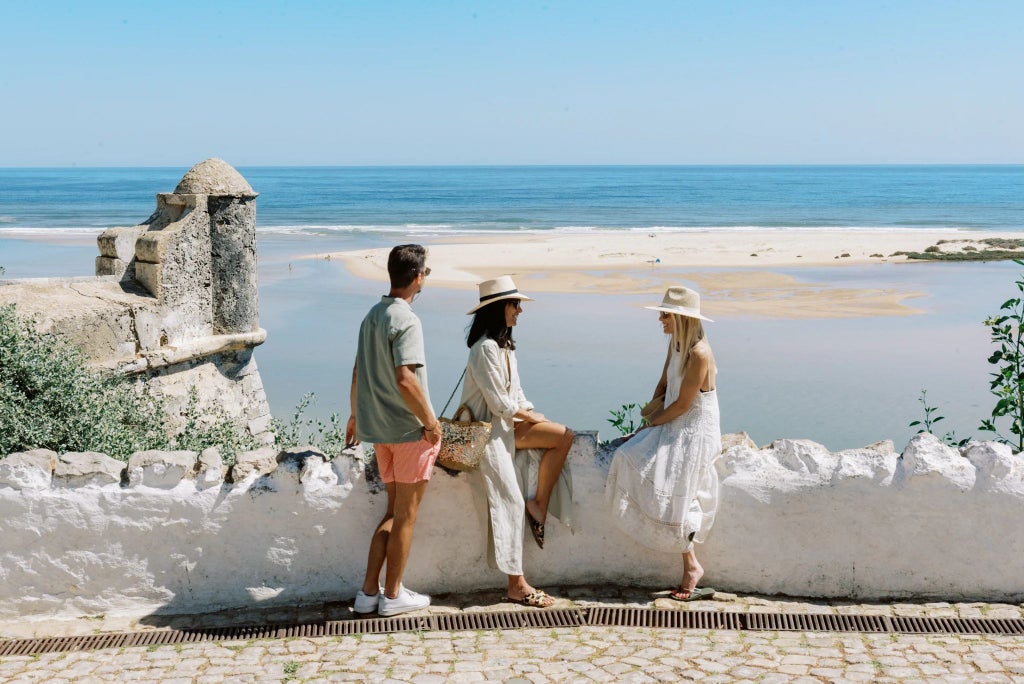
[1,431,1023,623]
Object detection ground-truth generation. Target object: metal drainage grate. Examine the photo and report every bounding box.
[744,612,891,633]
[587,606,744,631]
[3,609,1024,658]
[891,616,1024,636]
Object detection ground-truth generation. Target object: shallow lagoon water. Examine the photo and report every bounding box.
[2,234,1015,451]
[258,240,1013,450]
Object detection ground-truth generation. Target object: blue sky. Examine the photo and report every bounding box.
[0,0,1021,166]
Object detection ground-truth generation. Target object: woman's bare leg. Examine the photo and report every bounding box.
[514,421,574,522]
[670,548,705,600]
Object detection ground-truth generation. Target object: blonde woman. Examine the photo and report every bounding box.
[606,286,721,601]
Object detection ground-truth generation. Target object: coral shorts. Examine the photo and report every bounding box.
[374,438,441,484]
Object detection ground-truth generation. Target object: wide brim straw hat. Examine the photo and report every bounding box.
[467,275,534,315]
[644,286,714,322]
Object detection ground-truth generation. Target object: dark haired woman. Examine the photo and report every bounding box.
[458,275,573,608]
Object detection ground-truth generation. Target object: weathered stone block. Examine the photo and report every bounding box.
[135,261,162,299]
[54,452,125,487]
[721,432,757,451]
[277,447,331,484]
[196,447,226,489]
[230,447,279,482]
[248,414,272,436]
[770,438,836,476]
[97,226,145,260]
[964,441,1017,487]
[895,432,975,490]
[95,256,128,278]
[127,450,198,488]
[0,449,57,490]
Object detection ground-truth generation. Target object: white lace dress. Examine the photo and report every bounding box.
[605,349,721,553]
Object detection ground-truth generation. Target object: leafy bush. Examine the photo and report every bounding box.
[0,303,169,458]
[980,261,1024,451]
[910,261,1024,452]
[271,392,348,459]
[0,304,257,461]
[607,402,643,438]
[174,386,258,466]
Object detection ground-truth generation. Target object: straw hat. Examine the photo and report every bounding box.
[467,275,534,315]
[644,286,713,322]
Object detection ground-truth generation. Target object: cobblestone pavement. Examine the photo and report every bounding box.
[4,589,1024,682]
[4,627,1024,682]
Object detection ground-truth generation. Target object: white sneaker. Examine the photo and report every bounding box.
[378,586,430,617]
[353,587,382,614]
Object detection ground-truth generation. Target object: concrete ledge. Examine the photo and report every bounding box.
[2,432,1024,622]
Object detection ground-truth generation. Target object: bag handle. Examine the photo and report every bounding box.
[452,403,475,422]
[440,368,467,418]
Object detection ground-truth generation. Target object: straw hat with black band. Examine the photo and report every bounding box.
[644,286,714,322]
[467,275,534,315]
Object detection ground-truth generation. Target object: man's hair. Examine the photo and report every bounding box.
[387,244,427,289]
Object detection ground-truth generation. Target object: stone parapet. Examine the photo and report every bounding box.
[2,432,1023,622]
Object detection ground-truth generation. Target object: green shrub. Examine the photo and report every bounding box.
[174,386,258,466]
[980,261,1024,451]
[271,393,347,459]
[0,303,169,458]
[0,304,257,461]
[606,402,643,438]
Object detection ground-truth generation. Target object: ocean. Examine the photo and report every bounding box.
[2,165,1023,450]
[2,165,1023,236]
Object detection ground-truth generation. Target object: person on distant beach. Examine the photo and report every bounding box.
[457,275,574,608]
[605,286,721,602]
[346,244,441,617]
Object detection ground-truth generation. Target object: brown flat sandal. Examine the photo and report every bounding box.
[503,591,555,608]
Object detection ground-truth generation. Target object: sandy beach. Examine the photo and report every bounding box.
[310,229,1021,319]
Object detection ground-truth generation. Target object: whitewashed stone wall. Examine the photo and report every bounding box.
[1,431,1022,623]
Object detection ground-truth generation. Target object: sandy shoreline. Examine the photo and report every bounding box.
[309,229,1021,319]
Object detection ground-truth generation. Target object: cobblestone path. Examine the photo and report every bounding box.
[4,627,1024,682]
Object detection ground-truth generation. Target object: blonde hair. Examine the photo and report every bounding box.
[669,313,705,374]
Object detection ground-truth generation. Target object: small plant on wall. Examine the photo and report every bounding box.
[980,261,1024,451]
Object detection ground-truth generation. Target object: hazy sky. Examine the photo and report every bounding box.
[1,0,1021,166]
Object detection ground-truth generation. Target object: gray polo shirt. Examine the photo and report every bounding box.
[355,296,433,444]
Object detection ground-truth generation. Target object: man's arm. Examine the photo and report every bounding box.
[345,363,359,447]
[395,364,441,444]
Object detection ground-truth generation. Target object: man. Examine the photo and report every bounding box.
[345,244,442,617]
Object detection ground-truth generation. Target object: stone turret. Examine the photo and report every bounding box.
[1,160,273,445]
[98,158,260,341]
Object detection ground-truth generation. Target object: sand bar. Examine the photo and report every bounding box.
[312,229,1022,319]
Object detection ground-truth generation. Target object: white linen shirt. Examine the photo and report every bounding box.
[459,337,533,575]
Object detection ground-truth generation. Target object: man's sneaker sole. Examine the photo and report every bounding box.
[378,598,430,617]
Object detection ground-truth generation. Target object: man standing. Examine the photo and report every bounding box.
[346,244,442,617]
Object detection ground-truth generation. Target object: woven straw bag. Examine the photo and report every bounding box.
[437,403,491,471]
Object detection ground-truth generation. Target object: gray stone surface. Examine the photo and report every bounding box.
[53,451,125,487]
[231,447,279,482]
[174,158,256,196]
[209,196,259,334]
[126,449,198,488]
[197,447,226,489]
[0,449,56,490]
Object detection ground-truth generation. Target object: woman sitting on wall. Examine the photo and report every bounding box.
[606,286,721,601]
[458,276,574,608]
